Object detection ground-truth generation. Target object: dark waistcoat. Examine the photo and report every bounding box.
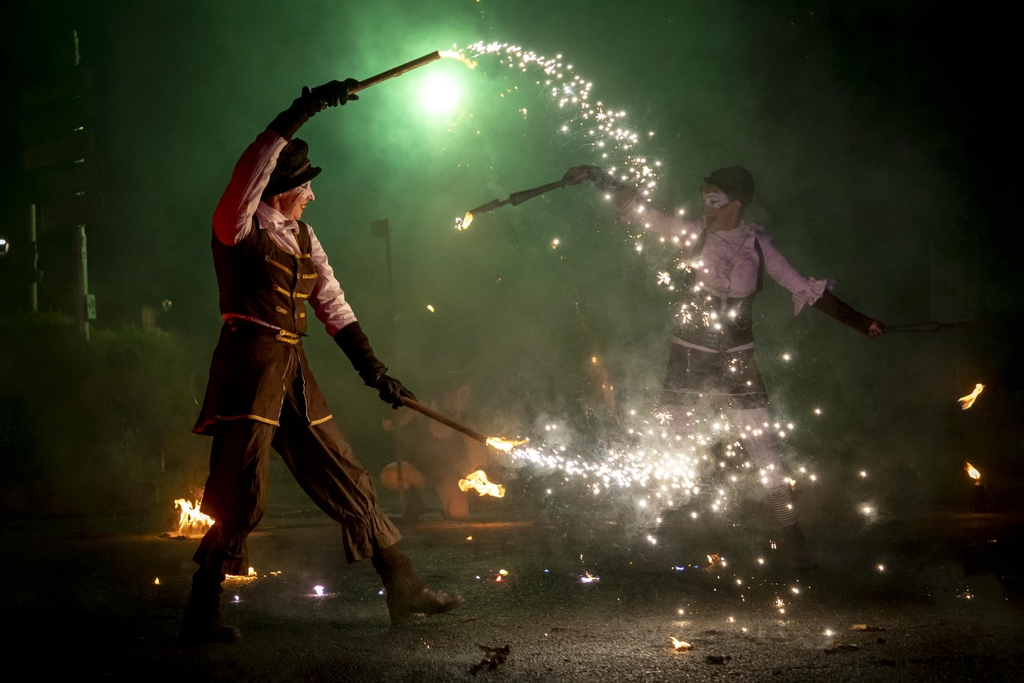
[212,217,319,335]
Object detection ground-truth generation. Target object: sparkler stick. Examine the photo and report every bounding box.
[399,397,527,452]
[351,51,444,94]
[457,178,571,230]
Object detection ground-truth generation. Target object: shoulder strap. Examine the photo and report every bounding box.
[753,236,765,293]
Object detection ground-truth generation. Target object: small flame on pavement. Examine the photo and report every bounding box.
[958,383,984,410]
[965,462,981,480]
[459,469,506,497]
[226,566,258,582]
[313,585,325,597]
[485,436,529,453]
[154,578,160,585]
[174,496,215,538]
[580,572,600,584]
[670,637,692,651]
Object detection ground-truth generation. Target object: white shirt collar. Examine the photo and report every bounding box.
[256,202,299,233]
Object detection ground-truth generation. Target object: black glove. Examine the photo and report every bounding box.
[268,79,360,140]
[812,290,876,335]
[333,322,417,409]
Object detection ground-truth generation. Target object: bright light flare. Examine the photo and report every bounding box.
[455,212,474,230]
[420,72,460,113]
[958,383,984,410]
[965,462,981,480]
[458,469,506,497]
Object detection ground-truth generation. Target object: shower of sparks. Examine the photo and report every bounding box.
[957,383,984,410]
[436,43,833,534]
[965,462,981,480]
[456,40,661,199]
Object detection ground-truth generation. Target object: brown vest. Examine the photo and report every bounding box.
[212,218,319,335]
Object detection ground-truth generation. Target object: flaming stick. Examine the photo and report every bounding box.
[399,397,527,452]
[456,178,573,230]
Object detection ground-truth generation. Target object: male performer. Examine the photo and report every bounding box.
[565,165,884,567]
[183,80,461,642]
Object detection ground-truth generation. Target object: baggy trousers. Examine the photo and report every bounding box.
[193,352,401,576]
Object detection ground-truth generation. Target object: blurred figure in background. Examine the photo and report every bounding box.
[380,382,490,520]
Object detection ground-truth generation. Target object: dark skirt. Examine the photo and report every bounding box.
[661,342,769,410]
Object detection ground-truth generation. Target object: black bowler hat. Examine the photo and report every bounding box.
[703,166,755,206]
[262,138,322,199]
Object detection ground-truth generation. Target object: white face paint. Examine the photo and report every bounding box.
[702,190,731,209]
[295,181,315,203]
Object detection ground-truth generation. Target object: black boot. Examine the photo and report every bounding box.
[781,523,814,570]
[372,544,463,626]
[180,568,241,643]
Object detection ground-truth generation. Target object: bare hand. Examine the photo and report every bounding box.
[867,321,885,337]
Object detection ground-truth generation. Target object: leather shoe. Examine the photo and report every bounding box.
[388,587,464,626]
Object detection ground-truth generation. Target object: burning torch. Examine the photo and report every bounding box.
[456,166,622,230]
[399,397,526,453]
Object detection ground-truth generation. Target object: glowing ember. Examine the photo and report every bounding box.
[485,436,529,453]
[154,578,160,585]
[455,212,474,230]
[438,49,478,70]
[670,637,692,651]
[226,566,258,582]
[965,462,981,481]
[958,383,984,410]
[174,496,215,538]
[458,469,506,497]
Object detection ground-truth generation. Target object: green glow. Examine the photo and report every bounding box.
[420,72,460,113]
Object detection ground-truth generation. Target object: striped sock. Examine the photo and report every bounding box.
[766,484,798,528]
[371,543,426,596]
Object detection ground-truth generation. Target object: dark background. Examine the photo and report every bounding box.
[0,0,1020,517]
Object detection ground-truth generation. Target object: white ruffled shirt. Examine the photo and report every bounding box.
[212,129,357,336]
[620,201,831,315]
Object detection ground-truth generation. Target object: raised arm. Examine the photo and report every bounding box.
[211,80,359,246]
[562,165,703,253]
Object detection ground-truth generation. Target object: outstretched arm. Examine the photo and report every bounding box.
[562,165,704,254]
[759,233,884,336]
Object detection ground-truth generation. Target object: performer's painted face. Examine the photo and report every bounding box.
[701,184,741,231]
[277,181,315,220]
[702,189,731,209]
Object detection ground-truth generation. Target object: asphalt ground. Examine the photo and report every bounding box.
[2,490,1023,682]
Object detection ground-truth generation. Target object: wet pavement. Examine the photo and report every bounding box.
[2,501,1022,681]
